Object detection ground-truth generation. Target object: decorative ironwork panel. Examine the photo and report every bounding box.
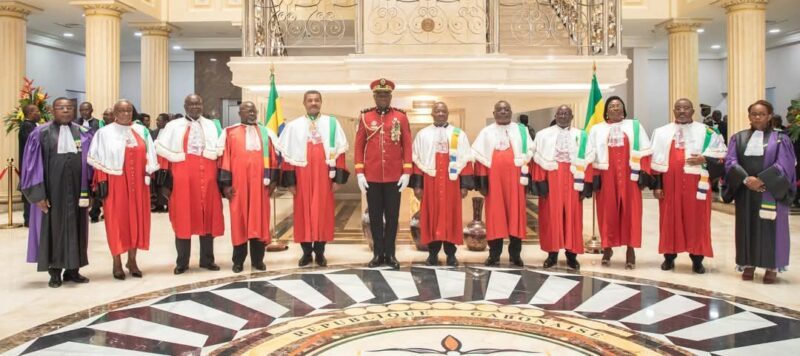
[367,0,486,45]
[497,0,619,55]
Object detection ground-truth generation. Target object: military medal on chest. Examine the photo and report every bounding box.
[391,117,401,142]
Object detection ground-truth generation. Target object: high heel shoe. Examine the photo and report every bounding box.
[126,262,143,278]
[113,267,126,280]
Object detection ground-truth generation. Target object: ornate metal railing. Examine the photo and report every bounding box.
[243,0,621,56]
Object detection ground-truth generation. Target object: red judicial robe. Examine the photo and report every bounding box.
[88,123,159,256]
[415,154,474,244]
[595,139,651,248]
[651,122,727,257]
[411,124,474,245]
[475,149,532,241]
[656,144,713,255]
[155,117,224,239]
[277,114,349,243]
[282,143,346,242]
[533,161,593,254]
[472,123,535,241]
[218,124,278,246]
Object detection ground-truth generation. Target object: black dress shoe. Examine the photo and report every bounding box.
[63,270,89,283]
[446,255,459,267]
[48,276,62,288]
[200,263,220,271]
[484,257,500,267]
[368,255,384,268]
[661,259,675,271]
[692,263,706,274]
[232,264,244,273]
[566,259,581,271]
[298,255,313,267]
[173,266,188,275]
[315,255,327,267]
[543,256,557,269]
[252,262,267,271]
[510,257,524,268]
[425,254,439,266]
[385,256,400,270]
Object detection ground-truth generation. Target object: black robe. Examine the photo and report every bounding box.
[20,123,93,271]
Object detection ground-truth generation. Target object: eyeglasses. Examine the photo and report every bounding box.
[748,112,769,118]
[54,105,75,110]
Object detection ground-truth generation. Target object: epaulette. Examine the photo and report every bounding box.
[361,107,375,114]
[392,107,406,113]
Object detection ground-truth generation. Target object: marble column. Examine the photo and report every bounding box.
[71,1,130,113]
[664,19,702,118]
[0,1,39,205]
[133,22,172,123]
[719,0,768,135]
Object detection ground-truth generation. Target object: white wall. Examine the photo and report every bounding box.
[25,43,193,115]
[766,42,800,117]
[25,44,85,101]
[120,60,195,115]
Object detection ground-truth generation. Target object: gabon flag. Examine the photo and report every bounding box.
[583,66,604,133]
[264,71,285,137]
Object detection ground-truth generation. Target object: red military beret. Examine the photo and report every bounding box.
[370,78,395,93]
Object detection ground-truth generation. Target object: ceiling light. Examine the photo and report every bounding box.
[696,28,705,33]
[63,32,74,38]
[711,44,721,49]
[172,45,182,50]
[134,32,142,37]
[210,58,217,62]
[769,28,781,34]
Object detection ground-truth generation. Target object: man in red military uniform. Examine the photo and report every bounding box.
[355,78,412,270]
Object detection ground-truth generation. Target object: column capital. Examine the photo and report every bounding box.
[713,0,768,13]
[130,22,178,37]
[70,0,132,17]
[0,1,41,19]
[658,19,708,34]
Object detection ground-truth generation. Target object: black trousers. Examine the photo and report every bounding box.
[301,242,326,256]
[488,237,522,259]
[175,235,215,268]
[233,239,266,266]
[665,253,705,264]
[22,195,30,225]
[89,199,102,220]
[428,241,457,256]
[366,182,401,258]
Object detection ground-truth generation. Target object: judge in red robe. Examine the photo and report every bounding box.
[88,100,159,280]
[155,94,224,274]
[410,102,474,267]
[472,101,535,267]
[651,99,727,274]
[587,96,653,269]
[278,91,349,267]
[531,106,594,270]
[218,101,278,273]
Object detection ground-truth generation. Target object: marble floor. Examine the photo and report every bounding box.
[0,196,799,355]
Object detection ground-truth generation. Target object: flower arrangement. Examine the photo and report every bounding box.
[4,77,52,134]
[788,99,800,142]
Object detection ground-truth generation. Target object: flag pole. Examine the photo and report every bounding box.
[266,63,288,252]
[584,61,602,254]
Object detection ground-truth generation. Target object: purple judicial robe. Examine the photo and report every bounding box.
[20,122,93,271]
[724,130,796,270]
